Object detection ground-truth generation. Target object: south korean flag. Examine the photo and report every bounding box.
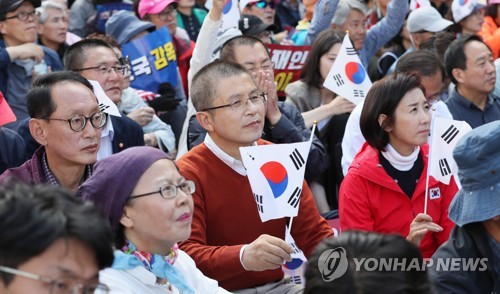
[322,33,372,105]
[240,141,312,222]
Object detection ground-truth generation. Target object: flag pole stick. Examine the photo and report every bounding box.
[424,114,436,215]
[309,121,317,143]
[288,217,294,235]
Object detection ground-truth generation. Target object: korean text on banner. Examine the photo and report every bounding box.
[122,27,178,93]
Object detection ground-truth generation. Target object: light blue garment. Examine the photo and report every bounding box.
[494,58,500,98]
[119,87,176,152]
[113,249,194,294]
[305,0,408,67]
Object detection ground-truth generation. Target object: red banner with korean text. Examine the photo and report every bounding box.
[268,44,310,99]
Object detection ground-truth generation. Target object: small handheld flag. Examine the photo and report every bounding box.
[322,33,372,105]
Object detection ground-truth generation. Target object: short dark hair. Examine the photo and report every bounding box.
[0,182,114,285]
[395,51,445,81]
[220,35,270,63]
[486,3,499,18]
[444,35,488,85]
[27,71,94,119]
[360,73,424,151]
[191,60,253,112]
[86,33,121,49]
[64,38,115,71]
[304,231,432,294]
[300,30,344,88]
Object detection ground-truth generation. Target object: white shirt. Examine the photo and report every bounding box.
[341,100,453,176]
[97,116,114,160]
[98,250,231,294]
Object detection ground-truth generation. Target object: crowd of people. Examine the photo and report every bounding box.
[0,0,499,292]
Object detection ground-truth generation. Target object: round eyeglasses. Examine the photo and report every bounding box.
[129,180,196,200]
[72,65,129,77]
[3,10,39,21]
[0,265,110,294]
[45,112,107,132]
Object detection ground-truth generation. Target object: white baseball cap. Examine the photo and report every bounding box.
[451,0,486,23]
[407,6,453,33]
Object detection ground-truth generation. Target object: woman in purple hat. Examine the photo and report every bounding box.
[80,146,230,293]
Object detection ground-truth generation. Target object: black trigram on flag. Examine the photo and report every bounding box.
[346,47,357,55]
[333,73,344,86]
[441,125,459,144]
[99,103,110,112]
[253,193,264,213]
[290,242,301,254]
[289,148,305,170]
[290,276,303,285]
[353,89,365,98]
[439,158,451,177]
[287,187,301,208]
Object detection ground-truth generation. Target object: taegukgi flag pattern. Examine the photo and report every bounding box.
[429,117,472,185]
[323,33,372,105]
[205,0,240,31]
[240,141,311,222]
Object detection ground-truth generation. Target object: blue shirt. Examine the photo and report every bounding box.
[445,88,500,129]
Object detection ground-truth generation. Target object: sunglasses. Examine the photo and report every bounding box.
[249,0,276,9]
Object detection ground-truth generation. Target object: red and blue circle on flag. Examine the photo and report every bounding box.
[345,62,366,84]
[260,161,288,198]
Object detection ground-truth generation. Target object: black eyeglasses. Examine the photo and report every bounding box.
[201,93,267,112]
[3,10,39,21]
[249,0,276,9]
[72,65,129,76]
[129,180,196,200]
[45,112,107,132]
[0,266,110,294]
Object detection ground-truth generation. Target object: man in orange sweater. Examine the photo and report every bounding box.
[177,60,333,292]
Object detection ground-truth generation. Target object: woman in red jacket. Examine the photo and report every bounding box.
[339,73,458,258]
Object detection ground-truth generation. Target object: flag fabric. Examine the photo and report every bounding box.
[88,80,121,117]
[282,227,307,285]
[409,0,431,11]
[322,33,372,105]
[240,141,311,222]
[428,117,472,184]
[205,0,240,31]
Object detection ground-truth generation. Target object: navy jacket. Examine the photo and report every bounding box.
[429,223,500,294]
[0,127,26,174]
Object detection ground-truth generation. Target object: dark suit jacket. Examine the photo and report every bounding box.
[18,115,145,159]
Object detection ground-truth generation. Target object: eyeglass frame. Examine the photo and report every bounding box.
[2,9,39,21]
[0,265,110,294]
[44,112,107,132]
[157,5,177,19]
[244,61,275,73]
[72,65,129,76]
[200,93,267,112]
[248,0,276,9]
[129,180,196,200]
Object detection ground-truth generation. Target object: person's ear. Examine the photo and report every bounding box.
[452,68,465,84]
[378,114,392,132]
[330,23,337,30]
[36,22,43,34]
[196,112,215,133]
[29,118,49,146]
[120,206,134,228]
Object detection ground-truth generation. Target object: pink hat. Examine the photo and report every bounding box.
[0,92,16,127]
[489,0,500,4]
[138,0,178,19]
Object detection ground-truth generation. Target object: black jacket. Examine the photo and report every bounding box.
[429,222,500,294]
[187,102,328,182]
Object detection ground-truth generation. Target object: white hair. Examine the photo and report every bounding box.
[36,1,67,24]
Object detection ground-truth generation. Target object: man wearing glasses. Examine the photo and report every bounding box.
[64,38,145,159]
[240,0,277,26]
[0,0,62,130]
[0,182,114,294]
[178,60,333,293]
[0,71,105,191]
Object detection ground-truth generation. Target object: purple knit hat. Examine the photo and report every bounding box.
[80,146,169,229]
